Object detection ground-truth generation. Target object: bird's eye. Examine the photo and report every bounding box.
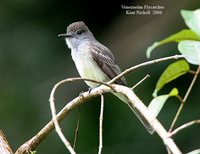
[77,30,85,35]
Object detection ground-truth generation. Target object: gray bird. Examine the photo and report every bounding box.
[58,21,153,133]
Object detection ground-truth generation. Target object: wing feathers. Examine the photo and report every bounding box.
[89,42,127,85]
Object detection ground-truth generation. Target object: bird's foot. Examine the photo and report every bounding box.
[88,87,93,93]
[79,91,85,98]
[88,84,102,94]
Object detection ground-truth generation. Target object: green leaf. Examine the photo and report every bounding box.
[169,88,179,96]
[181,9,200,36]
[148,95,169,118]
[146,29,200,58]
[148,88,178,118]
[178,40,200,65]
[187,149,200,154]
[153,60,189,96]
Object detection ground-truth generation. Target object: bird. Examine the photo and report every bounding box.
[58,21,153,133]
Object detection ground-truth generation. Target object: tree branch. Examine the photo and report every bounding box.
[109,55,184,84]
[169,120,200,137]
[15,78,111,154]
[73,107,80,149]
[98,94,104,154]
[0,130,13,154]
[49,80,76,154]
[112,84,182,154]
[15,79,182,154]
[131,74,150,89]
[15,54,185,154]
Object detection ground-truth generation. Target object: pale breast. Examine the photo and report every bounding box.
[71,49,109,87]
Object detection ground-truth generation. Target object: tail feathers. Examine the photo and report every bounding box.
[113,92,154,134]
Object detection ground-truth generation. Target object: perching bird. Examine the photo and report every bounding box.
[58,21,153,133]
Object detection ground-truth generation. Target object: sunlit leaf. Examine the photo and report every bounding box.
[153,60,189,96]
[187,149,200,154]
[146,29,200,58]
[181,9,200,36]
[169,88,179,96]
[148,88,178,118]
[148,95,168,118]
[178,40,200,65]
[30,151,37,154]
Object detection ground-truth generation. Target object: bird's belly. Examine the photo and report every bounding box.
[72,52,109,87]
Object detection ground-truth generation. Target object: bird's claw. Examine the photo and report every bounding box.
[88,87,93,93]
[88,84,102,94]
[79,91,85,98]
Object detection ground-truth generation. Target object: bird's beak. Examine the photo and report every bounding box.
[58,33,72,38]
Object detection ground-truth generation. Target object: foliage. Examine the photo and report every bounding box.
[146,8,200,141]
[147,9,200,63]
[146,9,200,118]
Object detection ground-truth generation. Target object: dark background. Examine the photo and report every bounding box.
[0,0,199,153]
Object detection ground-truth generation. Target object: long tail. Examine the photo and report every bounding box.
[113,92,154,134]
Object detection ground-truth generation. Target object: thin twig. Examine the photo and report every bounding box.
[183,65,200,103]
[188,70,197,75]
[54,77,114,90]
[168,103,184,133]
[131,74,150,89]
[169,65,200,132]
[169,120,200,137]
[109,55,184,84]
[98,94,104,154]
[49,84,76,154]
[49,77,114,154]
[73,107,80,149]
[15,78,112,154]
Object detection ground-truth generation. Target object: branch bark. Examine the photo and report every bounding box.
[98,94,104,154]
[17,83,182,153]
[0,130,13,154]
[112,84,182,154]
[15,54,185,154]
[169,119,200,137]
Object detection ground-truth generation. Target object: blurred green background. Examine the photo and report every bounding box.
[0,0,199,153]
